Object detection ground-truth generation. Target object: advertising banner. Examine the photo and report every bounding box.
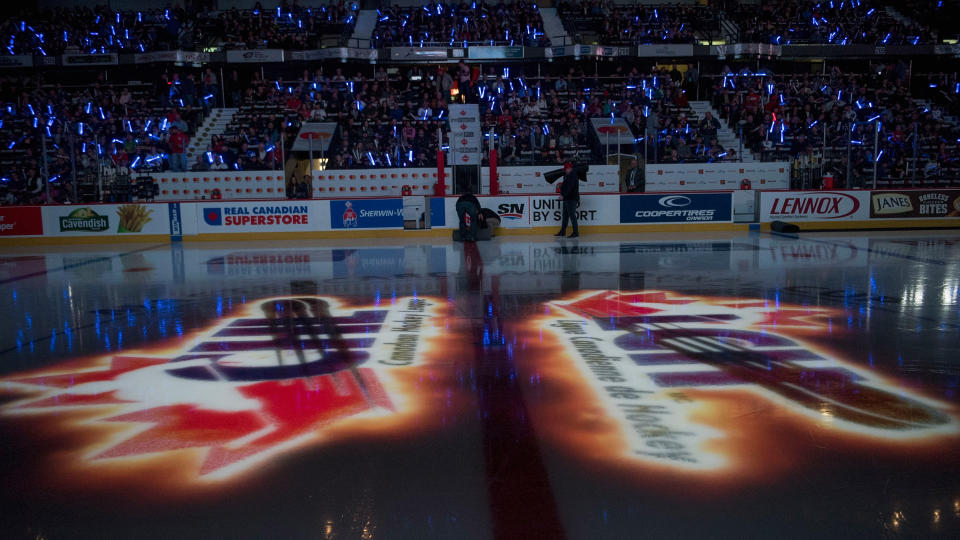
[460,196,531,229]
[330,199,403,229]
[168,203,183,241]
[134,51,211,64]
[870,190,960,219]
[636,44,695,57]
[0,55,33,68]
[389,47,449,60]
[495,165,620,194]
[0,206,43,236]
[760,191,870,222]
[289,49,346,61]
[468,46,524,59]
[41,204,171,236]
[62,53,119,66]
[196,201,325,233]
[528,195,620,227]
[225,49,285,63]
[620,193,733,224]
[646,162,790,192]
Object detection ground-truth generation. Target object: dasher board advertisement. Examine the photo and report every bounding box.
[759,191,870,222]
[196,202,326,233]
[41,204,171,236]
[870,190,960,219]
[0,206,43,236]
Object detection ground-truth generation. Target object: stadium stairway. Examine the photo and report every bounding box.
[884,6,913,26]
[351,10,378,44]
[717,10,741,43]
[186,108,237,164]
[539,8,569,46]
[689,101,755,162]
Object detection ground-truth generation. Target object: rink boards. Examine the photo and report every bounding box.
[1,189,958,243]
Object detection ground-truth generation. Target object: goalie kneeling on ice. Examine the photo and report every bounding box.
[452,208,499,241]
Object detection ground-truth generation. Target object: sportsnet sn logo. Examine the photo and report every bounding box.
[530,290,958,477]
[0,296,441,485]
[496,202,525,220]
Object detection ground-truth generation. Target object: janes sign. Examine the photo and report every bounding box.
[760,191,869,222]
[0,296,441,485]
[537,291,957,473]
[871,190,960,219]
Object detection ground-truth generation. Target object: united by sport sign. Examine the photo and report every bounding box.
[760,191,869,221]
[620,193,732,223]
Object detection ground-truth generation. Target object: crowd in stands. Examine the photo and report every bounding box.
[728,0,932,45]
[0,59,742,204]
[0,74,203,204]
[709,62,960,185]
[372,2,547,47]
[0,66,293,204]
[214,2,357,50]
[0,2,357,56]
[239,61,726,170]
[557,1,717,45]
[2,0,959,203]
[0,3,219,55]
[1,1,946,54]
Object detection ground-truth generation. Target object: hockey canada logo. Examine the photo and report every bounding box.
[533,290,958,476]
[0,296,441,485]
[342,201,358,227]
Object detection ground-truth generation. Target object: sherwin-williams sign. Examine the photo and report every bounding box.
[870,190,960,218]
[330,199,403,229]
[0,206,43,236]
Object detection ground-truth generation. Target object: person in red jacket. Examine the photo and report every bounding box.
[168,126,189,172]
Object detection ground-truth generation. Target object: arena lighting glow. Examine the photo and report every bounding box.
[0,296,447,487]
[523,291,959,481]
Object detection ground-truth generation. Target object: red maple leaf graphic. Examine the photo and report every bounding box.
[755,308,828,328]
[92,368,393,477]
[561,291,696,318]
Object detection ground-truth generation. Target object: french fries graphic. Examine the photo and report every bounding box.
[116,204,153,233]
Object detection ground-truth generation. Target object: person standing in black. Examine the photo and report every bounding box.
[554,162,580,238]
[624,158,644,192]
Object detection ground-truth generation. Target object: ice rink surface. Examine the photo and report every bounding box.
[1,229,958,539]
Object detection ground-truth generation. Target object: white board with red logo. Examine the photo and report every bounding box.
[646,162,790,192]
[494,165,620,194]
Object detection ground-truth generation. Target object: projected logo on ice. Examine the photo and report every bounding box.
[0,296,442,486]
[534,291,958,478]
